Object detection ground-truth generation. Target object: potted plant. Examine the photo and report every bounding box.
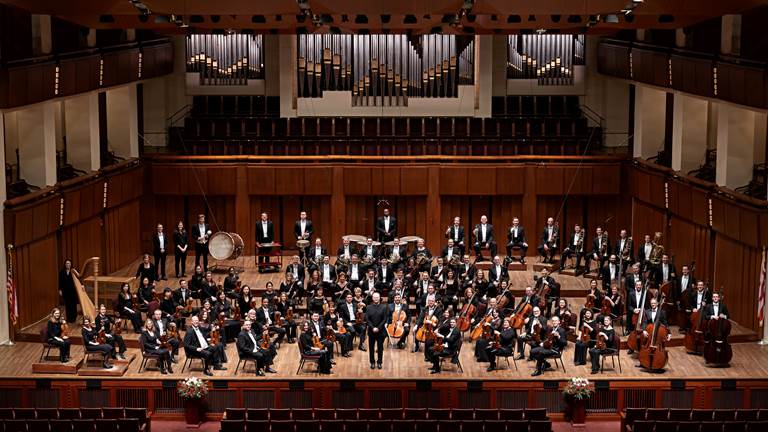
[178,377,209,426]
[562,377,594,426]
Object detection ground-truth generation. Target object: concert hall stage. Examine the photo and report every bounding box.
[7,255,768,416]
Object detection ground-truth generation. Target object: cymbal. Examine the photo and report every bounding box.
[343,234,367,243]
[356,240,382,246]
[400,235,423,243]
[383,241,396,246]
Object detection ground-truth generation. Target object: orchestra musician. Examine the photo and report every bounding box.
[116,282,142,332]
[237,286,258,320]
[641,298,671,342]
[174,221,188,278]
[299,320,333,374]
[347,255,363,288]
[388,279,407,305]
[336,238,356,272]
[94,304,126,359]
[585,279,604,316]
[445,217,466,256]
[308,312,335,362]
[652,254,676,287]
[385,238,407,272]
[516,306,546,360]
[602,284,623,322]
[174,280,195,318]
[189,265,205,299]
[200,271,218,305]
[255,213,275,270]
[360,238,379,268]
[588,227,611,272]
[506,217,528,264]
[158,287,177,323]
[488,256,509,298]
[183,316,227,376]
[308,287,329,316]
[261,281,278,304]
[485,317,516,372]
[46,308,71,363]
[191,214,211,272]
[601,255,622,291]
[361,269,381,303]
[244,310,278,370]
[235,320,269,376]
[624,263,643,296]
[273,292,297,343]
[365,292,389,369]
[223,267,240,299]
[58,259,79,323]
[676,265,696,313]
[338,292,366,351]
[687,281,712,322]
[459,255,476,287]
[152,223,169,281]
[538,217,559,264]
[442,239,461,269]
[553,298,576,333]
[324,303,353,357]
[626,280,650,341]
[589,315,618,374]
[256,297,286,345]
[531,315,568,376]
[376,208,397,243]
[637,234,653,271]
[213,291,241,343]
[280,272,302,303]
[703,292,729,322]
[441,270,461,312]
[141,319,173,374]
[473,215,497,260]
[332,272,351,303]
[430,257,448,285]
[535,268,559,317]
[387,294,410,349]
[574,309,597,366]
[135,254,157,286]
[427,318,461,374]
[136,277,156,314]
[424,310,451,361]
[319,256,337,289]
[560,224,586,273]
[377,257,394,295]
[285,256,306,286]
[412,239,432,272]
[308,238,328,273]
[294,211,314,260]
[470,269,490,300]
[151,308,179,363]
[474,308,501,362]
[413,272,431,311]
[614,229,633,272]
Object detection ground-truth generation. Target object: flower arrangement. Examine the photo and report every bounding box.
[177,377,208,399]
[562,377,594,400]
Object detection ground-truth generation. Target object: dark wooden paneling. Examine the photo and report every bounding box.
[496,167,525,195]
[668,179,709,226]
[247,167,275,195]
[5,62,56,107]
[592,164,621,195]
[671,55,714,98]
[668,217,711,282]
[492,196,524,237]
[58,54,100,97]
[304,168,333,195]
[631,199,666,248]
[104,200,141,273]
[344,168,373,196]
[400,168,429,195]
[63,181,102,226]
[716,62,767,109]
[108,166,143,207]
[5,197,59,247]
[61,217,102,271]
[101,49,139,88]
[466,168,495,195]
[713,235,762,331]
[632,48,670,88]
[597,43,631,79]
[440,168,468,195]
[344,196,376,238]
[535,166,563,195]
[13,235,59,329]
[140,43,174,79]
[630,168,666,209]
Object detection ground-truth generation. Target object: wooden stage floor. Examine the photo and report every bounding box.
[12,254,765,382]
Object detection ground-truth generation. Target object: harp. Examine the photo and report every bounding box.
[72,257,100,320]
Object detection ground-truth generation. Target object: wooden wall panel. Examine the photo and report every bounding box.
[249,196,281,250]
[393,197,428,239]
[592,165,621,195]
[492,196,524,238]
[631,199,666,249]
[466,168,495,195]
[668,217,712,282]
[585,196,622,241]
[13,235,59,329]
[304,168,333,195]
[344,196,376,238]
[713,235,762,331]
[400,168,429,195]
[247,167,276,195]
[535,166,562,195]
[6,197,59,246]
[668,179,709,226]
[496,167,525,195]
[142,196,185,252]
[104,201,141,274]
[61,217,103,271]
[440,168,468,195]
[275,169,304,195]
[440,197,471,237]
[107,166,143,206]
[370,167,400,195]
[63,181,102,226]
[301,196,333,246]
[188,196,236,235]
[344,168,373,196]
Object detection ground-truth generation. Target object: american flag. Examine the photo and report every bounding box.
[6,249,17,326]
[759,248,767,327]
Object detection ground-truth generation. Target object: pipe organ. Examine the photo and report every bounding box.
[297,34,475,106]
[186,34,265,85]
[507,34,585,85]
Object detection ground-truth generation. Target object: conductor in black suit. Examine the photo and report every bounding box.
[376,208,397,243]
[472,215,497,261]
[365,292,388,369]
[256,212,275,268]
[191,214,211,272]
[294,211,314,260]
[152,224,169,281]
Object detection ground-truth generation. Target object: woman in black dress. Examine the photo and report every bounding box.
[174,221,189,278]
[574,308,597,366]
[94,304,126,359]
[140,319,173,374]
[589,315,617,374]
[332,272,351,304]
[58,260,79,323]
[46,308,71,363]
[441,270,460,313]
[137,277,156,315]
[274,292,297,343]
[115,283,142,332]
[485,317,517,371]
[135,254,157,285]
[213,290,241,343]
[308,287,329,316]
[299,321,332,374]
[324,302,352,357]
[81,316,113,368]
[474,308,502,362]
[306,270,322,301]
[238,285,258,315]
[279,272,302,304]
[189,265,205,300]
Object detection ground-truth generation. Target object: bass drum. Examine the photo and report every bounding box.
[209,232,245,260]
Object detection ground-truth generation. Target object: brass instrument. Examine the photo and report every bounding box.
[621,236,633,261]
[335,254,350,269]
[309,254,325,269]
[361,254,375,267]
[545,223,559,248]
[648,232,665,266]
[599,232,609,256]
[574,230,584,252]
[415,252,430,267]
[445,226,453,237]
[389,249,402,265]
[448,252,461,267]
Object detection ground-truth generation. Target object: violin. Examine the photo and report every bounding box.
[601,296,615,317]
[260,329,271,350]
[387,306,407,338]
[433,333,445,353]
[638,293,669,371]
[585,293,596,310]
[535,279,550,310]
[233,305,242,322]
[325,327,336,343]
[596,331,608,350]
[210,327,221,345]
[312,335,323,349]
[167,323,179,340]
[456,292,477,332]
[491,331,502,350]
[355,309,364,325]
[580,322,593,343]
[703,309,732,366]
[97,328,107,344]
[160,333,172,351]
[113,318,123,336]
[337,320,347,334]
[60,320,70,338]
[542,327,558,350]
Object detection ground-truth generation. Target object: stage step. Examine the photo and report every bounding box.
[32,358,83,374]
[77,354,135,376]
[533,260,559,272]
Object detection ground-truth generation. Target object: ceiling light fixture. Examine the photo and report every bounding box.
[129,1,152,16]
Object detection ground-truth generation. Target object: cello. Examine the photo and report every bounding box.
[387,304,407,338]
[638,293,669,371]
[509,298,533,330]
[626,281,650,353]
[456,291,477,332]
[703,308,732,366]
[415,315,438,342]
[471,314,493,341]
[683,284,708,354]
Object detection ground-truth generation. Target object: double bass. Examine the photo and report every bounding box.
[456,291,477,332]
[387,305,407,338]
[683,284,709,354]
[638,293,669,371]
[627,281,650,353]
[703,312,732,366]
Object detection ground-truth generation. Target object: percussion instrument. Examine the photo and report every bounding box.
[343,234,368,243]
[356,240,382,246]
[296,239,310,249]
[400,236,423,243]
[209,232,245,260]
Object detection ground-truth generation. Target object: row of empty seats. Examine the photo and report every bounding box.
[629,421,766,432]
[177,137,591,157]
[0,419,145,432]
[223,407,549,421]
[181,116,591,139]
[220,419,552,432]
[190,95,280,117]
[623,408,768,427]
[491,95,582,117]
[0,408,148,423]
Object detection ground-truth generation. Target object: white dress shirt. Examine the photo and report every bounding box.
[193,327,209,349]
[158,233,165,251]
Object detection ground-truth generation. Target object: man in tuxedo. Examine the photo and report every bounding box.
[339,293,366,350]
[151,309,179,362]
[412,239,433,272]
[506,217,528,264]
[637,234,653,270]
[308,312,335,360]
[360,238,379,265]
[652,254,676,287]
[488,255,509,297]
[152,224,169,280]
[560,224,586,272]
[365,292,388,369]
[676,265,696,318]
[255,297,286,345]
[336,238,356,272]
[347,255,363,288]
[377,257,394,294]
[530,316,568,376]
[360,269,381,302]
[183,316,226,376]
[173,279,195,317]
[538,217,559,264]
[473,215,497,261]
[428,318,461,374]
[614,229,634,273]
[293,211,314,261]
[385,238,407,271]
[191,214,211,272]
[376,208,397,243]
[285,255,306,285]
[535,268,559,317]
[624,263,643,296]
[458,255,476,287]
[413,296,443,354]
[387,294,411,349]
[600,255,622,291]
[442,239,460,268]
[703,292,729,321]
[256,213,275,269]
[589,227,611,272]
[430,257,448,285]
[687,281,712,316]
[308,238,327,273]
[445,216,466,256]
[641,298,670,337]
[236,320,269,376]
[626,280,649,339]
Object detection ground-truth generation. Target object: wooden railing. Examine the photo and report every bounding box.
[0,39,173,109]
[597,39,768,109]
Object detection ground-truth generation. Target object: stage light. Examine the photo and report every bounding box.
[129,1,151,16]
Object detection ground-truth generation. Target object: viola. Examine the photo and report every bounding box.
[638,294,669,371]
[167,323,179,340]
[585,293,596,310]
[703,312,732,366]
[209,327,221,345]
[433,333,445,353]
[596,332,608,350]
[542,327,558,350]
[97,329,107,344]
[337,320,347,334]
[60,320,70,338]
[286,308,295,324]
[601,296,615,317]
[233,305,242,322]
[113,318,123,336]
[325,327,336,343]
[312,335,323,349]
[355,309,364,325]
